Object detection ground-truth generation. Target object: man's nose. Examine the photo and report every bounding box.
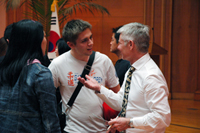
[88,38,93,46]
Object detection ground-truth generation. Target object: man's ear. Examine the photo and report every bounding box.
[67,41,74,49]
[129,40,135,50]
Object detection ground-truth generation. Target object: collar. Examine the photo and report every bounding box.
[27,59,41,65]
[131,53,150,70]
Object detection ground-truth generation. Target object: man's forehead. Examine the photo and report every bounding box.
[76,29,91,40]
[112,33,115,38]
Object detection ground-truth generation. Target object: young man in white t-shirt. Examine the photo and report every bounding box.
[48,19,120,133]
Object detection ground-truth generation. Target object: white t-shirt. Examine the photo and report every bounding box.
[49,51,119,133]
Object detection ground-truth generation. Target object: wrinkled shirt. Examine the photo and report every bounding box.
[97,53,171,133]
[0,63,61,133]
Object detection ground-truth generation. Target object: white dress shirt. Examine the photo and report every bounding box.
[97,53,171,133]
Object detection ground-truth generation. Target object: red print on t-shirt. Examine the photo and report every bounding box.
[67,72,74,86]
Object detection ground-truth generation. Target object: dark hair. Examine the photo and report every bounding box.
[4,23,13,44]
[112,26,122,34]
[62,19,92,44]
[112,25,122,44]
[56,38,71,55]
[0,37,7,56]
[0,19,44,86]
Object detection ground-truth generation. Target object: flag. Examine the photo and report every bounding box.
[48,0,60,59]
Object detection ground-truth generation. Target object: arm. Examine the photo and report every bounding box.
[48,61,60,88]
[36,69,61,133]
[109,84,120,93]
[132,76,171,130]
[106,76,171,132]
[78,75,123,110]
[105,56,120,93]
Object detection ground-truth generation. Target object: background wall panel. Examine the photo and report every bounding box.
[2,0,200,100]
[67,0,145,65]
[171,0,199,99]
[0,3,6,37]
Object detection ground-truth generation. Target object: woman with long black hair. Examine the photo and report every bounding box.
[0,19,61,133]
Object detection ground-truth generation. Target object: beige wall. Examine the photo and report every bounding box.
[0,3,6,37]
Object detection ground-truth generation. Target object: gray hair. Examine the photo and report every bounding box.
[117,22,150,53]
[62,19,92,44]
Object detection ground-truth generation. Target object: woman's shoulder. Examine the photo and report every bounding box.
[28,63,51,76]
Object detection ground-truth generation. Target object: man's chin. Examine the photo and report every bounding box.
[110,49,115,53]
[87,50,93,55]
[121,56,126,60]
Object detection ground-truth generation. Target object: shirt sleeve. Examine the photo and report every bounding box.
[96,85,123,111]
[48,61,60,88]
[35,68,61,133]
[132,75,171,130]
[105,57,119,88]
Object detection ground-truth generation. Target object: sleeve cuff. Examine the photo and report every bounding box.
[132,116,144,128]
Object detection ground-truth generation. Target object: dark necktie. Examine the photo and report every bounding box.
[120,66,135,117]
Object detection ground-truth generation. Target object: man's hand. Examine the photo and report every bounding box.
[78,75,101,92]
[107,117,130,132]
